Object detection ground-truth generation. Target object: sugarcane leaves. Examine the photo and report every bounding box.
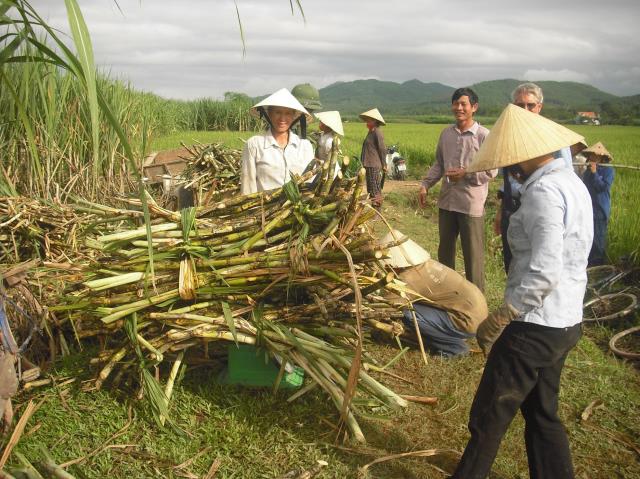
[64,0,99,171]
[251,305,265,347]
[0,22,25,64]
[221,300,238,345]
[124,313,172,428]
[282,178,310,269]
[180,207,197,244]
[0,3,12,19]
[179,207,199,300]
[283,177,302,204]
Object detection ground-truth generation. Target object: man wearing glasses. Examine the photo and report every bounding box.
[494,83,573,272]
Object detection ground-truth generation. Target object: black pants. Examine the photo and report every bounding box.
[500,207,513,273]
[452,321,582,479]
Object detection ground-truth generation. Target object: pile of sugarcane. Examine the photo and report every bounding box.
[179,142,242,203]
[41,139,416,442]
[0,197,91,264]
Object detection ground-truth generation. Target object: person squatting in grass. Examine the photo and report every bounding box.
[359,108,387,208]
[581,142,615,266]
[418,88,497,292]
[450,104,593,479]
[380,230,488,357]
[493,82,575,273]
[240,88,315,195]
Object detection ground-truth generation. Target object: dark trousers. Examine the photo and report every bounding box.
[500,208,513,273]
[452,321,582,479]
[500,173,520,274]
[438,209,485,292]
[588,217,608,267]
[364,166,382,199]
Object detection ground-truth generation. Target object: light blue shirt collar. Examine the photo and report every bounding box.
[520,157,566,193]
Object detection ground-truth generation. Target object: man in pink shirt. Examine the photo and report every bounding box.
[418,88,497,292]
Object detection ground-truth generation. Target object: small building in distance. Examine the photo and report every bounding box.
[575,111,601,125]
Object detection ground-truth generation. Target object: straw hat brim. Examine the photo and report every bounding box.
[380,230,430,268]
[250,88,313,123]
[583,141,613,162]
[359,108,386,125]
[467,104,585,173]
[314,111,344,136]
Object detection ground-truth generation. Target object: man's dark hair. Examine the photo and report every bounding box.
[451,87,478,105]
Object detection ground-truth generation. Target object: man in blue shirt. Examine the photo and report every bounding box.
[581,142,615,266]
[450,105,592,479]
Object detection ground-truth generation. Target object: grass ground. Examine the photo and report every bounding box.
[6,182,640,478]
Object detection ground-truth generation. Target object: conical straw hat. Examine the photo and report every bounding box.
[571,140,588,156]
[467,104,585,173]
[582,141,613,162]
[250,88,313,122]
[359,108,386,125]
[380,230,430,268]
[314,111,344,136]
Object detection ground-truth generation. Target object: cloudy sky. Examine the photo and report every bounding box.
[32,0,640,99]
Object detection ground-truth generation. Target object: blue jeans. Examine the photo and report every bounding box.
[402,304,473,357]
[588,217,608,266]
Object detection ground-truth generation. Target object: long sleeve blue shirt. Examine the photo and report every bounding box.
[506,158,593,328]
[500,147,573,212]
[582,164,614,220]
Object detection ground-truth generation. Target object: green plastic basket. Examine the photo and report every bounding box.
[218,344,304,389]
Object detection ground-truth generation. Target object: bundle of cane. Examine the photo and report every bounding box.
[179,142,242,204]
[0,197,88,263]
[47,139,414,441]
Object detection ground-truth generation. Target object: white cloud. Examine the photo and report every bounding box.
[524,69,591,83]
[26,0,640,98]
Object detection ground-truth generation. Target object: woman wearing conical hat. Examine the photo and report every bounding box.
[359,108,387,207]
[451,104,593,479]
[581,141,615,266]
[314,111,344,163]
[240,88,315,195]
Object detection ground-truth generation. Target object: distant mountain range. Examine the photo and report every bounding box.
[315,79,638,118]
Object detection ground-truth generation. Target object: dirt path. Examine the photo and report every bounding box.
[382,179,421,194]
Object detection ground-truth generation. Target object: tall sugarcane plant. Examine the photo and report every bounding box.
[0,0,160,289]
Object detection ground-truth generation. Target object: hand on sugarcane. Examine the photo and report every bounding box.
[476,303,520,356]
[445,167,466,183]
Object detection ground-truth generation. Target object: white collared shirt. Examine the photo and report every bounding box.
[240,130,314,195]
